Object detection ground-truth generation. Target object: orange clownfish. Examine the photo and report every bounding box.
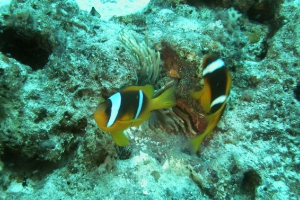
[94,84,176,146]
[190,55,231,152]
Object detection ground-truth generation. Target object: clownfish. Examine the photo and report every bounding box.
[94,84,176,146]
[190,54,231,152]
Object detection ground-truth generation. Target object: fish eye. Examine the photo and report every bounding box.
[104,100,112,116]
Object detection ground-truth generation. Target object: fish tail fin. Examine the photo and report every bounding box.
[110,131,130,146]
[150,87,176,110]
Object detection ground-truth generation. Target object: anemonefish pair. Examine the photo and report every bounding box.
[190,54,231,152]
[94,85,176,146]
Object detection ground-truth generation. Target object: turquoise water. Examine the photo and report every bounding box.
[0,0,299,199]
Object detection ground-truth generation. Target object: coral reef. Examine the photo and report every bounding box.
[0,0,299,199]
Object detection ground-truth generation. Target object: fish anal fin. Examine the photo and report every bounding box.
[206,104,225,122]
[190,107,224,152]
[110,131,130,146]
[190,132,207,153]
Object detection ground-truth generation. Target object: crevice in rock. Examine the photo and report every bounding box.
[0,27,53,70]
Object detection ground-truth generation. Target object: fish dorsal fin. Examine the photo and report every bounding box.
[122,85,154,99]
[141,84,154,99]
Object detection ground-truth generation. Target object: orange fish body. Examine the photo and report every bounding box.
[191,55,231,152]
[94,84,176,146]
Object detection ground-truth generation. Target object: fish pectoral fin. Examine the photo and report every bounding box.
[191,87,211,113]
[191,90,204,100]
[117,118,145,127]
[132,112,151,127]
[110,131,130,146]
[117,118,143,124]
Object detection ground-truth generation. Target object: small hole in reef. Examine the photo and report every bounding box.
[247,1,275,23]
[257,40,268,61]
[0,27,53,70]
[294,83,300,101]
[241,170,262,196]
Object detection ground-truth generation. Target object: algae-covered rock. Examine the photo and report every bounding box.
[0,0,137,187]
